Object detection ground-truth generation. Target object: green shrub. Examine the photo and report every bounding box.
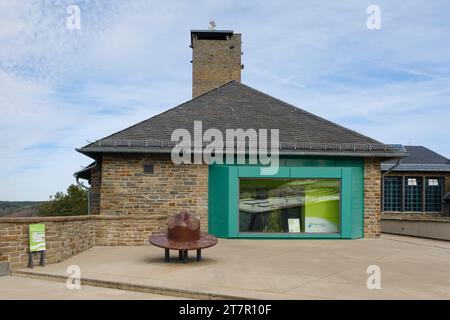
[38,184,88,216]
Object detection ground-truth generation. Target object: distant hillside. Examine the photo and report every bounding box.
[0,201,45,218]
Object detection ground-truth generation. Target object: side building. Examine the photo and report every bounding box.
[382,146,450,217]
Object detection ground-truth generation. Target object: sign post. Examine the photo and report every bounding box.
[28,224,46,268]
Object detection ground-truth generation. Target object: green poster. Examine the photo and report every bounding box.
[304,182,340,233]
[29,224,46,252]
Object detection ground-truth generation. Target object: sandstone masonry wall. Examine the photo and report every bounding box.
[100,154,209,227]
[192,33,242,98]
[90,163,102,215]
[364,158,382,238]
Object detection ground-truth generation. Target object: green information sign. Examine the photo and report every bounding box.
[29,224,46,252]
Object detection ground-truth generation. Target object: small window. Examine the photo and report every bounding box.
[407,178,417,186]
[143,164,154,174]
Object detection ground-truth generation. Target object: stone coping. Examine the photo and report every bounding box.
[13,270,248,300]
[382,215,450,223]
[0,214,167,224]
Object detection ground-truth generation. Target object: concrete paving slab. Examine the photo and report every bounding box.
[13,235,450,299]
[0,276,185,300]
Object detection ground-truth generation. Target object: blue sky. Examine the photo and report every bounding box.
[1,0,450,200]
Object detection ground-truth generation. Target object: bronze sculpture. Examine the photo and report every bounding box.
[149,211,218,263]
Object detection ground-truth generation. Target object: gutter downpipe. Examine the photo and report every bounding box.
[382,159,401,177]
[74,161,97,215]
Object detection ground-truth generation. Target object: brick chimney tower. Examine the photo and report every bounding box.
[191,29,242,98]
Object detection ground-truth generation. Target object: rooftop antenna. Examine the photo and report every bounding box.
[208,20,216,30]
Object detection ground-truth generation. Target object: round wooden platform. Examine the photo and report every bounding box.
[149,232,218,263]
[149,232,218,250]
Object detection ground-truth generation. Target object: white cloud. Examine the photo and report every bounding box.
[0,0,449,200]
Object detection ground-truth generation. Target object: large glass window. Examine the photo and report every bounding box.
[383,176,446,213]
[383,177,402,212]
[404,177,423,212]
[425,177,443,212]
[239,179,340,234]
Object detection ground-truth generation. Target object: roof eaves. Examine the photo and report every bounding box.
[73,161,97,180]
[78,142,408,159]
[381,163,450,172]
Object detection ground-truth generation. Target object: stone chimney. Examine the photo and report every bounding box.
[191,29,242,98]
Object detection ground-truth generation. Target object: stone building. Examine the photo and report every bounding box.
[381,146,450,217]
[75,29,407,239]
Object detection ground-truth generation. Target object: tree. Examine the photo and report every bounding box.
[38,184,88,216]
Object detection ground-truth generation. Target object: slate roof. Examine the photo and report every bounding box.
[77,81,407,158]
[382,146,450,172]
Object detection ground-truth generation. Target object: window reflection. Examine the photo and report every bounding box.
[239,179,340,234]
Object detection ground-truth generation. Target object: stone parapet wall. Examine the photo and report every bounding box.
[0,216,95,270]
[94,215,167,246]
[381,216,450,241]
[0,215,169,271]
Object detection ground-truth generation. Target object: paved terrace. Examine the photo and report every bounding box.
[0,276,182,300]
[12,234,450,299]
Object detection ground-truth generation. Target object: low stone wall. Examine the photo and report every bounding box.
[0,215,168,271]
[94,215,167,246]
[381,216,450,241]
[0,216,95,271]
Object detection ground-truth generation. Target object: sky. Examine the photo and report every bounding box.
[0,0,450,200]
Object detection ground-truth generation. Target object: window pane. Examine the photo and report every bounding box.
[425,177,443,212]
[239,179,340,234]
[383,177,402,211]
[404,176,423,212]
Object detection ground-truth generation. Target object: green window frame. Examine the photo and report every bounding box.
[425,177,444,212]
[383,176,402,212]
[404,177,423,212]
[383,175,446,213]
[208,157,365,239]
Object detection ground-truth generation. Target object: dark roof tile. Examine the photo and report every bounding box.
[382,146,450,172]
[79,81,405,157]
